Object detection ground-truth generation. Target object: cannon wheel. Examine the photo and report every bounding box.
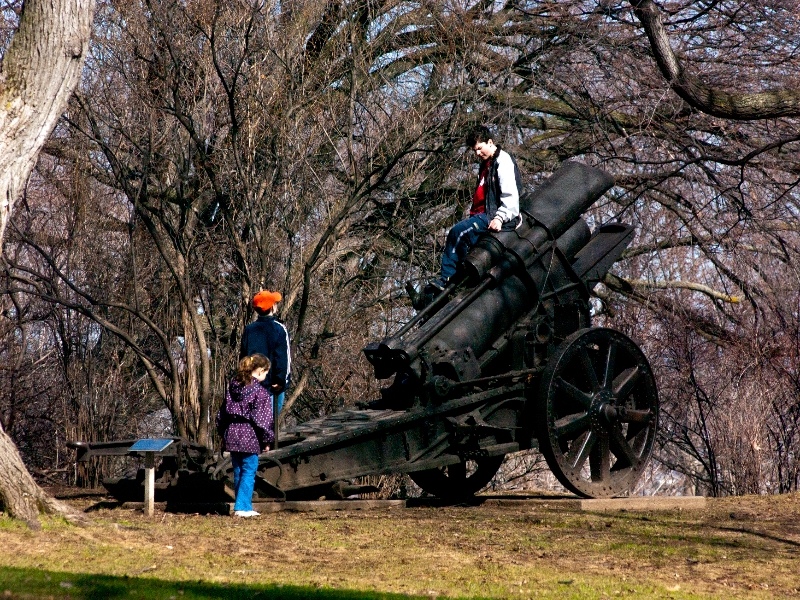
[409,456,504,501]
[537,327,658,498]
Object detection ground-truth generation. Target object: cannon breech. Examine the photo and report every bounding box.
[71,161,658,506]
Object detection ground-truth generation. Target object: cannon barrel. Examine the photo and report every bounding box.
[364,162,617,382]
[71,163,658,512]
[463,161,614,282]
[73,164,656,506]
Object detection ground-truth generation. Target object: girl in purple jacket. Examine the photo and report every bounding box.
[216,354,274,517]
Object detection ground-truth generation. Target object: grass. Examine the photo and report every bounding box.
[0,566,426,599]
[0,493,798,599]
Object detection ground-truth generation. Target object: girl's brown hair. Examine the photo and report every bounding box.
[234,353,271,385]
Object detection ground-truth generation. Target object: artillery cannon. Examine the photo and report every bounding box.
[71,162,658,503]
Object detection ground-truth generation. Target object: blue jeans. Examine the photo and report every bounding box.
[440,213,489,281]
[231,452,259,512]
[275,391,285,416]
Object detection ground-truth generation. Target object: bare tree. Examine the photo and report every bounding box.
[4,0,800,500]
[0,0,94,526]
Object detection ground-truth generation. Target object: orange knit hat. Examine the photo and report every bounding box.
[252,290,282,312]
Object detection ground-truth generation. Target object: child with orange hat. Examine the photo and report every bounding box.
[240,290,291,417]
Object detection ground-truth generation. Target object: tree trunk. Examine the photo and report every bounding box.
[0,425,86,528]
[0,0,96,242]
[0,0,96,526]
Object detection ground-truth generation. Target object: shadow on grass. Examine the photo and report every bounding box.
[0,566,437,600]
[716,524,800,548]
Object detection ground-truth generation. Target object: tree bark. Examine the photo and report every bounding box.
[0,0,95,525]
[0,0,96,243]
[0,424,86,528]
[629,0,800,120]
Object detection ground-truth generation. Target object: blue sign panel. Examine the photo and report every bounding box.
[129,438,175,453]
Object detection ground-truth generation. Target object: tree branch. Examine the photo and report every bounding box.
[629,0,800,119]
[616,275,741,304]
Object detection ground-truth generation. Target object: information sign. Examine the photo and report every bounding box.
[129,438,175,453]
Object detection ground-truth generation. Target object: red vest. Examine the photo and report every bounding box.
[470,161,490,216]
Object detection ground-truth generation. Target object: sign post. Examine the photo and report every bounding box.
[128,439,175,516]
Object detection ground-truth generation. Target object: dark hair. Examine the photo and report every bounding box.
[234,353,271,385]
[253,304,273,317]
[466,125,492,148]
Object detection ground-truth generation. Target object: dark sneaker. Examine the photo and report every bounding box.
[407,278,449,311]
[427,278,448,292]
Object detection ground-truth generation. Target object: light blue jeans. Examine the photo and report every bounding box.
[275,391,285,416]
[231,452,259,512]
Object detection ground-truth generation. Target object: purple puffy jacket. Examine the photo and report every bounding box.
[215,378,274,454]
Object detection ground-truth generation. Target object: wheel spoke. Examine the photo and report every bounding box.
[617,407,653,424]
[554,412,592,440]
[590,430,610,482]
[602,341,617,390]
[626,420,653,447]
[609,425,639,469]
[565,429,596,471]
[612,366,640,401]
[625,420,646,442]
[556,377,592,410]
[578,346,601,393]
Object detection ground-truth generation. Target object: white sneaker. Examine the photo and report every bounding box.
[233,510,260,517]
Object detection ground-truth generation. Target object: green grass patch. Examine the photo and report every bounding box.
[0,566,427,600]
[1,494,798,599]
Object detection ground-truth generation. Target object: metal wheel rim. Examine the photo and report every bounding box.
[409,456,504,500]
[537,327,658,498]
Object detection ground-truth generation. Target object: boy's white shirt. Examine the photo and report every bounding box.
[493,149,520,223]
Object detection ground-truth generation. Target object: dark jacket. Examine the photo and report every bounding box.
[216,377,274,454]
[481,145,522,232]
[240,315,291,392]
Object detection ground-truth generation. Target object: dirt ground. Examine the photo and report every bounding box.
[0,490,799,599]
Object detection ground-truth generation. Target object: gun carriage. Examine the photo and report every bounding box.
[70,162,659,504]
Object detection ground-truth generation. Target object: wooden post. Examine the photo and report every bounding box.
[144,451,155,517]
